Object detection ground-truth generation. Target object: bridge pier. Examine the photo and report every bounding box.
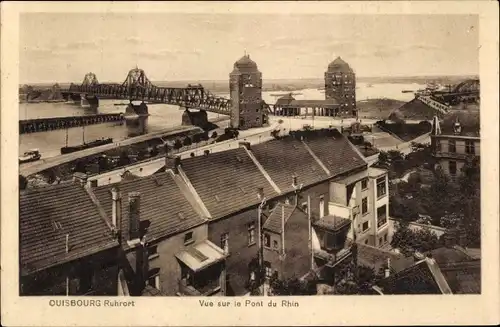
[80,94,99,110]
[181,108,209,129]
[125,101,149,116]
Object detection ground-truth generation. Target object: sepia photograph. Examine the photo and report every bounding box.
[2,1,499,326]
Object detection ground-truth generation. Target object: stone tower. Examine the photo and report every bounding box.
[324,57,357,117]
[229,54,267,129]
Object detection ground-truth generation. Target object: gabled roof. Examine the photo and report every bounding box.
[20,183,117,275]
[179,147,279,219]
[263,203,297,233]
[301,130,367,176]
[92,171,205,243]
[378,258,453,294]
[439,260,481,294]
[357,243,407,272]
[250,138,329,193]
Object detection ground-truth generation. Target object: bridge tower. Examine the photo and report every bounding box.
[229,54,268,130]
[325,57,357,117]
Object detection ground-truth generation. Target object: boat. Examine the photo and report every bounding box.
[60,126,113,154]
[19,149,41,164]
[402,90,414,93]
[60,138,113,154]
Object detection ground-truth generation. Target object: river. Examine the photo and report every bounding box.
[19,82,425,158]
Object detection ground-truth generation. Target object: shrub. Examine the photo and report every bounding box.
[211,131,218,139]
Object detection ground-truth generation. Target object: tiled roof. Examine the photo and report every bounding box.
[20,183,117,275]
[429,246,474,266]
[440,110,480,137]
[357,243,406,272]
[178,147,279,219]
[250,138,329,192]
[301,130,367,177]
[92,171,205,243]
[312,215,351,232]
[440,260,481,294]
[263,203,297,233]
[378,258,453,294]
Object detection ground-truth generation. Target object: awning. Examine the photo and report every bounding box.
[175,240,226,273]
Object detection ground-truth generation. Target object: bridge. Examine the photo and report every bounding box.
[20,113,124,134]
[61,69,232,116]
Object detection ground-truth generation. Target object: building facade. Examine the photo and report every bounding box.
[431,111,480,180]
[324,57,357,117]
[229,54,268,130]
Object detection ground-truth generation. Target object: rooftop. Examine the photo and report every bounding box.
[327,57,354,73]
[263,203,297,234]
[312,215,351,232]
[439,110,480,137]
[250,138,329,193]
[178,147,279,219]
[20,183,117,275]
[378,258,453,294]
[92,171,205,243]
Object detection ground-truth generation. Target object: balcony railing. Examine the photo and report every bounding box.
[178,278,221,296]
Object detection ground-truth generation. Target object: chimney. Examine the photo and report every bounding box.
[257,187,264,201]
[281,204,285,256]
[111,187,122,237]
[135,237,149,293]
[73,172,88,187]
[239,141,251,150]
[384,258,391,277]
[128,192,141,241]
[165,155,181,174]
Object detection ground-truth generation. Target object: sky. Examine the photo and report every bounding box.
[20,13,479,84]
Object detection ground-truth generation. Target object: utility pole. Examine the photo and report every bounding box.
[257,187,266,295]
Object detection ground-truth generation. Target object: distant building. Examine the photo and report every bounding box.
[431,110,480,180]
[324,57,357,117]
[229,54,268,129]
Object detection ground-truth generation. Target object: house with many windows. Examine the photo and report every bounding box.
[431,110,480,180]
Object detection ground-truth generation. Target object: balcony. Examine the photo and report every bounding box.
[178,278,221,296]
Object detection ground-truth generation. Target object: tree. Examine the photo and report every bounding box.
[390,223,440,256]
[173,139,183,151]
[268,273,316,296]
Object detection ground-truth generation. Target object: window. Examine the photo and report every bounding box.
[247,223,256,246]
[449,161,457,176]
[362,221,369,232]
[465,141,475,154]
[148,269,160,289]
[273,240,278,249]
[319,195,325,218]
[221,233,229,254]
[264,233,271,248]
[377,205,387,228]
[362,197,368,215]
[361,178,368,190]
[448,139,456,153]
[264,262,272,278]
[376,177,387,198]
[301,201,309,214]
[148,245,159,260]
[365,240,369,244]
[435,140,441,152]
[184,232,194,245]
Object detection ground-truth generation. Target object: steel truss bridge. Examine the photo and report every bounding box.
[63,69,232,115]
